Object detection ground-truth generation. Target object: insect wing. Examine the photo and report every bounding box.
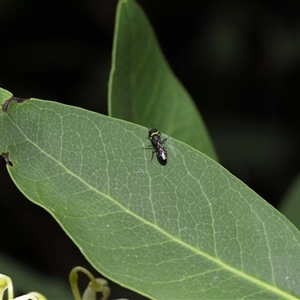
[156,144,167,165]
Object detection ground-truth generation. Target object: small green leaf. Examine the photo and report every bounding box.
[109,0,218,161]
[0,89,299,299]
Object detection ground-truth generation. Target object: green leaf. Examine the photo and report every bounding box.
[1,89,299,299]
[108,0,218,161]
[279,174,300,231]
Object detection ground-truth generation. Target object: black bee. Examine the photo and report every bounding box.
[144,126,168,165]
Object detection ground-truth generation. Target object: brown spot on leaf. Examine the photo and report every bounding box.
[1,152,13,166]
[2,96,30,113]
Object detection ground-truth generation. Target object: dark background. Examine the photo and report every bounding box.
[1,1,300,298]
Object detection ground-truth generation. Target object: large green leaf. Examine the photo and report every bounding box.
[0,88,299,299]
[108,0,218,161]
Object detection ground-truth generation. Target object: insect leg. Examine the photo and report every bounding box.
[142,144,154,150]
[161,136,169,144]
[150,150,156,161]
